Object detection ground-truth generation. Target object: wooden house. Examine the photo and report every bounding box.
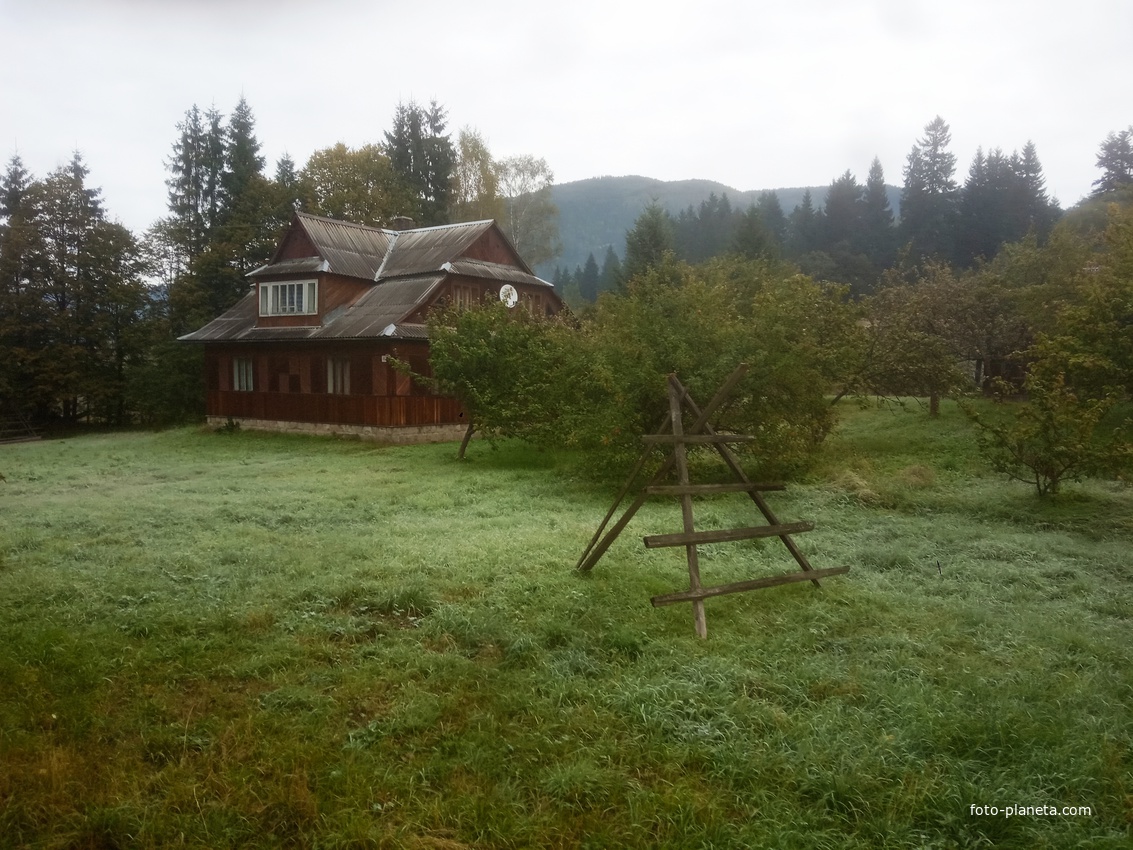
[179,212,562,441]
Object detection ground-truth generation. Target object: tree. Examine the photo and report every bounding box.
[756,190,787,250]
[222,96,266,206]
[0,154,46,414]
[450,127,505,223]
[10,153,150,424]
[732,204,776,261]
[622,201,676,285]
[1013,141,1060,238]
[564,255,852,477]
[964,373,1120,497]
[861,157,896,269]
[164,105,226,267]
[1092,126,1133,196]
[497,154,561,266]
[425,301,567,458]
[848,263,977,413]
[300,143,417,228]
[960,203,1133,497]
[822,170,863,247]
[577,252,600,302]
[385,99,455,226]
[901,116,959,262]
[786,190,820,258]
[598,246,622,297]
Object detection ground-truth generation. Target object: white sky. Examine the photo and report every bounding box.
[2,0,1130,234]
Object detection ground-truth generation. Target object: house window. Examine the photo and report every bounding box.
[259,280,317,316]
[233,357,254,391]
[327,358,350,395]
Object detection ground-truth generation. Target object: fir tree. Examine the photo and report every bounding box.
[901,116,959,262]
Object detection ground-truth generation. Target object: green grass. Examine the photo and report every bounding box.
[1,402,1130,848]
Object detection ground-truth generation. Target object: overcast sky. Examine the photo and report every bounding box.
[3,0,1130,235]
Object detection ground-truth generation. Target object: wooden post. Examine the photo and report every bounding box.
[668,374,707,639]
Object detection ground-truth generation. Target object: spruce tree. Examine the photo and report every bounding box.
[598,246,622,295]
[385,100,455,226]
[578,252,600,301]
[756,190,787,252]
[901,116,959,262]
[622,202,675,286]
[1092,127,1133,196]
[861,157,895,268]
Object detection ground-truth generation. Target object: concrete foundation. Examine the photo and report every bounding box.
[206,416,467,445]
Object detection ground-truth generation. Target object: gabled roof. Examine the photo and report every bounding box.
[182,276,442,343]
[248,213,533,282]
[180,212,559,345]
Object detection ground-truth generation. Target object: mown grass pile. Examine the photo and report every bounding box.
[1,402,1130,848]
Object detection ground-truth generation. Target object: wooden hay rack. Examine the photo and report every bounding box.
[575,365,849,638]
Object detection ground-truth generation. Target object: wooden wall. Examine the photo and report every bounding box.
[203,341,458,428]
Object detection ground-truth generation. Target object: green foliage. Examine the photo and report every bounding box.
[963,374,1124,497]
[433,256,855,479]
[1092,125,1133,196]
[450,126,505,223]
[900,115,960,263]
[384,99,455,226]
[622,201,676,285]
[425,300,569,448]
[299,142,417,227]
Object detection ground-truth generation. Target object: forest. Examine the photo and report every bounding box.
[1,99,1132,466]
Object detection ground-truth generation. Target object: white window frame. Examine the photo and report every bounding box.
[259,279,318,316]
[233,357,254,392]
[327,357,350,395]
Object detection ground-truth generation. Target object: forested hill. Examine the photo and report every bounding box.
[541,175,902,278]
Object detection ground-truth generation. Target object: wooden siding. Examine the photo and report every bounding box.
[462,228,525,267]
[204,341,452,428]
[277,227,318,261]
[406,275,558,323]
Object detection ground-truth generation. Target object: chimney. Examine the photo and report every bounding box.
[389,215,415,232]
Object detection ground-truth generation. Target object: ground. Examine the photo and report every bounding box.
[0,401,1130,848]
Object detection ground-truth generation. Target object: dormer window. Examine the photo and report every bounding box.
[260,280,317,316]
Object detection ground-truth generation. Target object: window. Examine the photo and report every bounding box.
[327,358,350,395]
[233,357,254,391]
[259,280,317,316]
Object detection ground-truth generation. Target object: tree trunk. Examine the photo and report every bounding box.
[457,420,475,460]
[929,392,940,416]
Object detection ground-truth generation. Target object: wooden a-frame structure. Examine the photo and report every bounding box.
[575,365,849,638]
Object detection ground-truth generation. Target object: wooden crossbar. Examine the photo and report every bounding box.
[644,482,785,496]
[650,566,851,607]
[643,521,814,549]
[575,365,751,573]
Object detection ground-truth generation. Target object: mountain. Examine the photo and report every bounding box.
[538,175,901,279]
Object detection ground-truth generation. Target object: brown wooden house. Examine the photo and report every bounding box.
[179,212,562,442]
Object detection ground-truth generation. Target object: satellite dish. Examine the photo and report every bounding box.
[499,284,518,309]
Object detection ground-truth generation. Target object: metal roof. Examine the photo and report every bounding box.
[247,256,328,278]
[179,213,561,345]
[179,276,444,343]
[292,214,395,280]
[444,259,552,288]
[376,220,496,279]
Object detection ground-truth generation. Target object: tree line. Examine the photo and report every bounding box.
[0,97,559,426]
[428,118,1133,495]
[555,116,1131,302]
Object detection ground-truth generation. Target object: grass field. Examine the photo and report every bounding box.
[1,402,1130,849]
